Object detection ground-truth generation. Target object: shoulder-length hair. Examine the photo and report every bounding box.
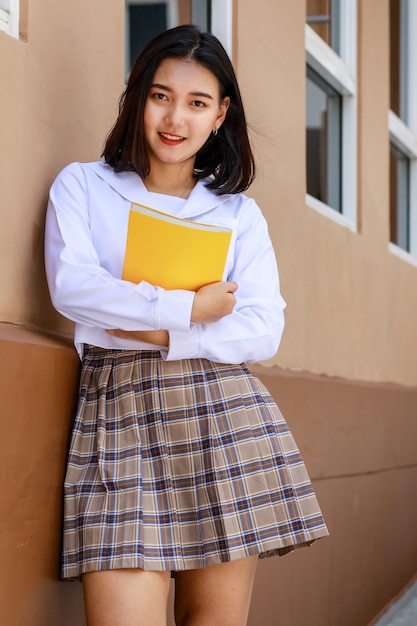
[102,25,255,195]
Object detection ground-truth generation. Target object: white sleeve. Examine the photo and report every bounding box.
[44,164,194,332]
[166,201,286,364]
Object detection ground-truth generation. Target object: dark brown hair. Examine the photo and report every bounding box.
[102,25,255,194]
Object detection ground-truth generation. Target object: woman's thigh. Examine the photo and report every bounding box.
[174,556,258,626]
[82,568,171,626]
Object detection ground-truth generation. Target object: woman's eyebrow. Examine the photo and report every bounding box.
[150,83,172,91]
[150,83,214,100]
[191,91,214,100]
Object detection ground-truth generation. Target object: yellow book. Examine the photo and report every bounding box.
[122,202,232,291]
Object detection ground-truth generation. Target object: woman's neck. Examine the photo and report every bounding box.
[144,163,196,199]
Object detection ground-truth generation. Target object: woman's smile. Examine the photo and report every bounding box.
[158,132,186,146]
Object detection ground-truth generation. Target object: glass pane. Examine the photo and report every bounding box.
[191,0,211,31]
[126,1,210,75]
[306,0,340,54]
[306,66,342,212]
[390,0,408,121]
[390,143,410,250]
[128,3,168,70]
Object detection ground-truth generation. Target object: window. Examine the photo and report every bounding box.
[125,0,232,78]
[306,0,340,54]
[390,143,410,251]
[305,0,357,229]
[0,0,19,38]
[306,66,342,212]
[388,0,417,258]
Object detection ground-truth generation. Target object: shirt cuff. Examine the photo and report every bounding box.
[157,288,195,332]
[164,325,200,360]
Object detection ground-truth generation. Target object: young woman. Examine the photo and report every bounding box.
[45,24,328,626]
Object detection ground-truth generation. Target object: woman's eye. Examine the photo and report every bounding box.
[192,100,205,108]
[154,93,167,101]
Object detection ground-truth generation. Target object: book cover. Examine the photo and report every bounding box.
[122,202,232,291]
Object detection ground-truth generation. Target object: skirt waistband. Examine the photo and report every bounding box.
[83,344,160,358]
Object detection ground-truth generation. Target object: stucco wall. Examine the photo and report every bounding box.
[249,365,417,626]
[235,0,417,387]
[2,332,415,626]
[1,1,416,625]
[0,2,123,622]
[1,0,416,386]
[0,326,83,626]
[0,0,124,335]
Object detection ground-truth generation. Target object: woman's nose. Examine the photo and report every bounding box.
[164,104,184,126]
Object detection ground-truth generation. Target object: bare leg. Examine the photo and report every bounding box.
[82,568,171,626]
[174,556,258,626]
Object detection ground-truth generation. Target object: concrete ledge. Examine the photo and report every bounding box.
[0,322,74,348]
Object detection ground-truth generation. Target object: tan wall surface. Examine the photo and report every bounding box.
[0,326,83,626]
[0,3,123,621]
[235,0,417,387]
[1,1,417,625]
[247,365,417,626]
[0,0,124,335]
[2,332,415,626]
[1,0,416,386]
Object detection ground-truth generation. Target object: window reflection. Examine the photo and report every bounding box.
[306,66,342,212]
[390,143,410,250]
[389,0,408,123]
[127,3,169,70]
[126,1,212,74]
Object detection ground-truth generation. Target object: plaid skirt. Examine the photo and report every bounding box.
[62,346,328,579]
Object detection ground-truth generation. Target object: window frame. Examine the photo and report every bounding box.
[306,65,343,213]
[124,0,179,77]
[207,0,232,57]
[0,0,19,39]
[305,0,357,231]
[388,0,417,262]
[124,0,232,78]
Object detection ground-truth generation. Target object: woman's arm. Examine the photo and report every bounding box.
[164,201,286,364]
[109,202,286,364]
[45,163,194,334]
[46,164,284,363]
[106,281,239,345]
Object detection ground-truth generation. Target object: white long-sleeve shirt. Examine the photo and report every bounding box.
[45,161,286,363]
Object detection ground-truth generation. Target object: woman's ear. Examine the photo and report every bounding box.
[216,96,230,129]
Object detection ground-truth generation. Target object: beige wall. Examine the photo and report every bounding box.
[1,1,417,625]
[2,328,416,626]
[0,3,124,623]
[1,0,416,386]
[0,327,84,625]
[249,365,417,626]
[236,0,417,387]
[0,0,124,335]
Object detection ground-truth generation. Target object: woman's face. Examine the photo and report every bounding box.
[143,58,229,174]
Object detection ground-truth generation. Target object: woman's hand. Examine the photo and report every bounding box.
[106,329,169,346]
[106,281,237,344]
[191,281,238,324]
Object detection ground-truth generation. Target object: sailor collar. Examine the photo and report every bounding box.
[85,161,231,220]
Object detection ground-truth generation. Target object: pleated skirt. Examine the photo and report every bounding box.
[62,345,328,579]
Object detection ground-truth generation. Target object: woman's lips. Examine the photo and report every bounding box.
[159,132,185,146]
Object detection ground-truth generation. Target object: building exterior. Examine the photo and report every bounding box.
[1,1,416,625]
